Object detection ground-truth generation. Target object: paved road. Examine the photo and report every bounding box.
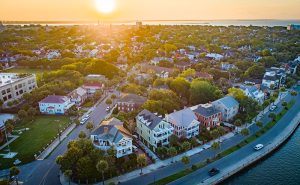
[170,91,300,185]
[122,89,297,185]
[19,91,117,185]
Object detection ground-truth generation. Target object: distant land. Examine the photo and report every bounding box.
[2,19,300,27]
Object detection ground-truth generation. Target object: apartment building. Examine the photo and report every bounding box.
[0,73,37,104]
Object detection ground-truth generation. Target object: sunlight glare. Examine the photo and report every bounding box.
[95,0,116,14]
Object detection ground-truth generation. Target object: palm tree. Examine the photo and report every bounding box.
[241,128,250,136]
[96,160,109,185]
[211,142,220,158]
[217,127,226,141]
[234,119,242,127]
[64,170,73,185]
[255,121,263,128]
[181,156,190,167]
[85,122,94,133]
[268,112,277,122]
[137,154,147,175]
[10,166,20,185]
[167,147,177,163]
[78,131,86,139]
[181,141,191,154]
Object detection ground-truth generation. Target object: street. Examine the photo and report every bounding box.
[20,90,117,185]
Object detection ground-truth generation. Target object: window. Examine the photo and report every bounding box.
[1,90,6,95]
[6,88,11,93]
[8,94,12,99]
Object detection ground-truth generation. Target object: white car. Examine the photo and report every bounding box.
[106,107,110,112]
[80,118,88,125]
[254,144,264,151]
[270,105,277,111]
[84,114,90,119]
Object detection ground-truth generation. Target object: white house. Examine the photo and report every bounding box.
[212,96,239,122]
[262,68,286,89]
[136,110,174,151]
[90,118,133,158]
[68,87,87,106]
[47,51,61,60]
[206,53,224,61]
[240,85,265,104]
[165,108,200,139]
[39,95,74,115]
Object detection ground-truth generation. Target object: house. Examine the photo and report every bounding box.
[136,110,174,151]
[174,62,192,71]
[165,108,200,139]
[185,72,213,82]
[117,93,147,112]
[82,83,104,95]
[262,67,286,89]
[140,64,175,79]
[212,96,239,122]
[39,95,74,115]
[89,49,98,57]
[90,118,133,158]
[281,61,298,75]
[0,73,37,104]
[47,51,61,60]
[239,85,265,104]
[206,53,224,61]
[68,87,87,106]
[193,103,222,130]
[221,63,236,71]
[287,24,300,31]
[150,57,173,66]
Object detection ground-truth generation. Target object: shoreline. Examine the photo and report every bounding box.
[206,112,300,185]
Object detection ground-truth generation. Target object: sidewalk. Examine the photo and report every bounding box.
[37,123,76,160]
[0,135,19,150]
[206,111,300,185]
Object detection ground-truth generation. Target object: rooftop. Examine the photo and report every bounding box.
[167,108,199,127]
[194,103,220,117]
[137,109,163,130]
[0,73,34,88]
[39,95,69,104]
[214,96,239,109]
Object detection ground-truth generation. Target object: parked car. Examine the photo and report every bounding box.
[254,144,264,151]
[208,168,220,176]
[106,106,111,112]
[80,117,88,125]
[84,114,90,119]
[270,105,277,111]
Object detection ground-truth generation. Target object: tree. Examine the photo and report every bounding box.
[256,121,263,128]
[228,88,247,102]
[86,122,94,133]
[234,119,242,127]
[282,101,288,109]
[169,134,179,147]
[64,170,73,185]
[244,65,265,79]
[217,127,226,140]
[291,91,298,96]
[259,56,277,68]
[106,98,112,106]
[96,160,109,185]
[137,154,147,175]
[190,80,222,104]
[241,128,250,136]
[17,109,28,120]
[169,77,190,99]
[78,131,86,139]
[181,156,190,166]
[181,141,191,153]
[168,147,177,163]
[180,68,196,78]
[268,112,277,122]
[211,142,220,158]
[111,94,117,100]
[9,166,20,185]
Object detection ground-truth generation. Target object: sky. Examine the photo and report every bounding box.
[1,0,300,21]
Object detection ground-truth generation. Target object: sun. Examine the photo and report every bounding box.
[95,0,116,14]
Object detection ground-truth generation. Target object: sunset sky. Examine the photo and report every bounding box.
[1,0,300,21]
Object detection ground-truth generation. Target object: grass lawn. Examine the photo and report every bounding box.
[0,116,71,169]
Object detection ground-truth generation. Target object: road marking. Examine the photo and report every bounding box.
[38,162,56,185]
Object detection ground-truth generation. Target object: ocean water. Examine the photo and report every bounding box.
[221,126,300,185]
[4,20,300,27]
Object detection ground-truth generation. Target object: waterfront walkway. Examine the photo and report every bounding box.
[171,91,300,185]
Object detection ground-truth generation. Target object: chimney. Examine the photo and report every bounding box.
[104,127,109,134]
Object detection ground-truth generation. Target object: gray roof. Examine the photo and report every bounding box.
[39,95,69,104]
[167,108,198,127]
[194,105,220,117]
[137,109,163,130]
[214,96,239,109]
[119,93,147,105]
[91,125,124,143]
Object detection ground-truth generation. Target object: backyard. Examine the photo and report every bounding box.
[0,116,70,169]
